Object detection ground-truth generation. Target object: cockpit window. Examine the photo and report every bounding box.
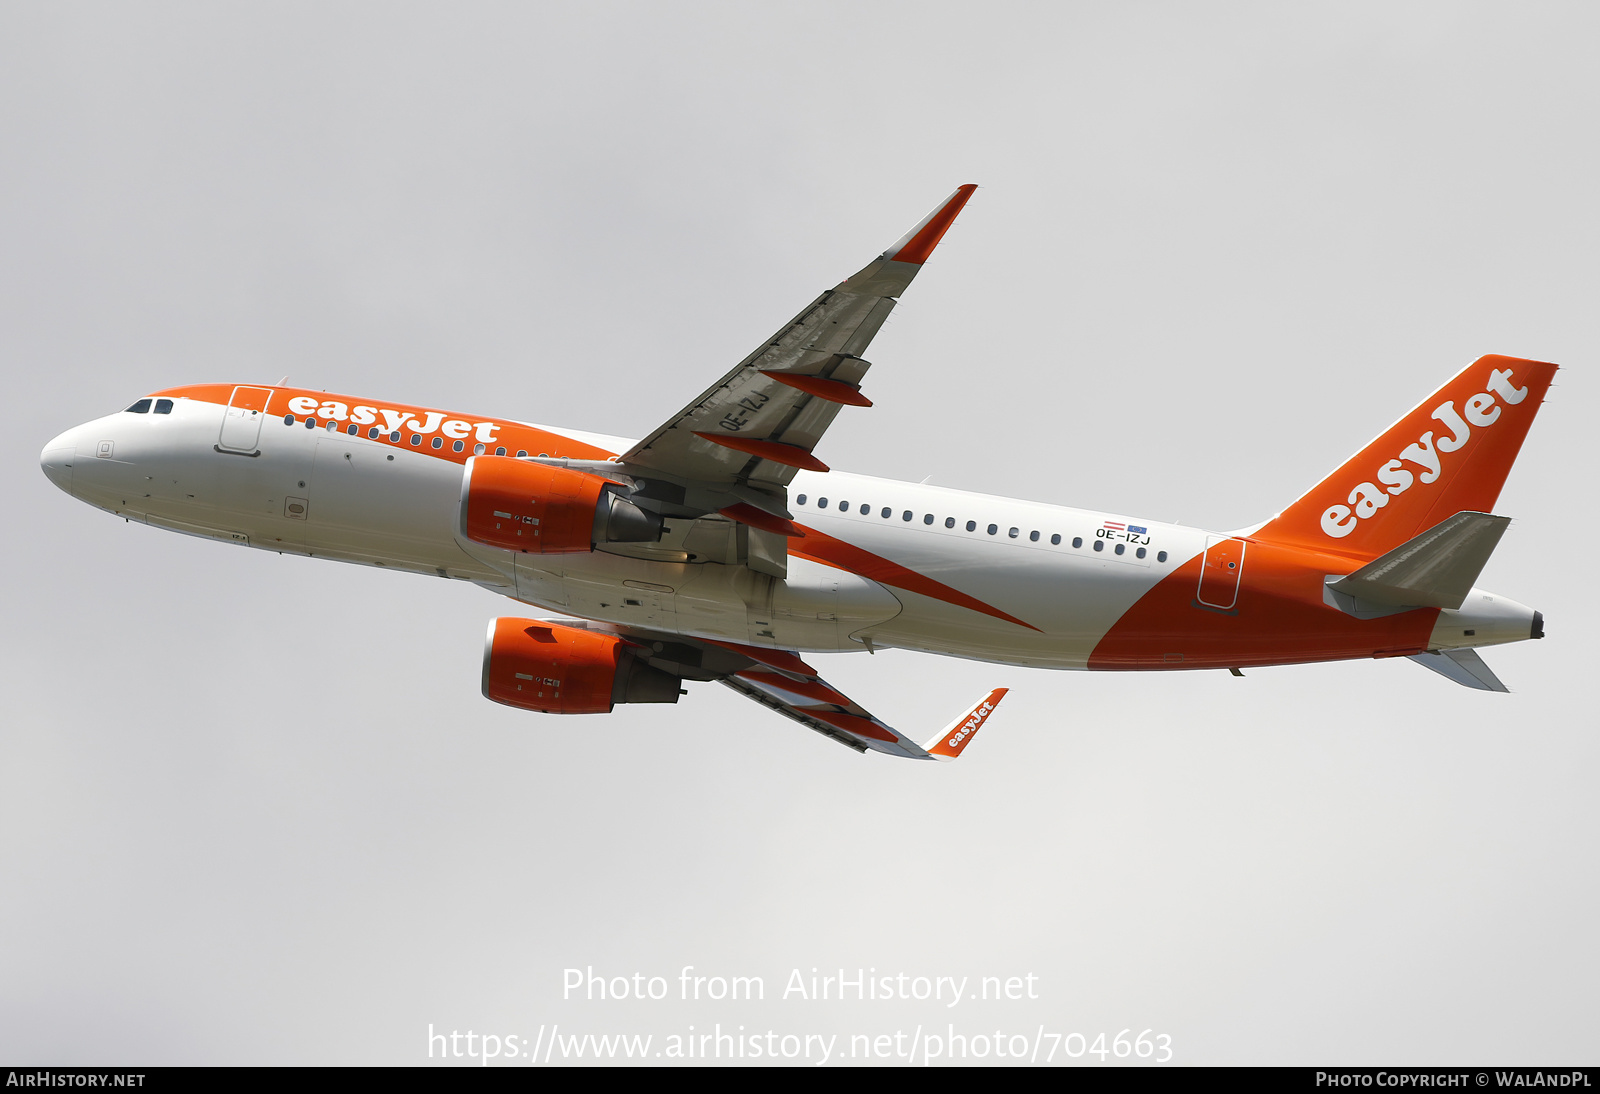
[125,399,152,414]
[153,398,174,414]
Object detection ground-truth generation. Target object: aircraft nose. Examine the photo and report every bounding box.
[40,432,77,496]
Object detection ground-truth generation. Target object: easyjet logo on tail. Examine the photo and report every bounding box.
[1320,367,1528,539]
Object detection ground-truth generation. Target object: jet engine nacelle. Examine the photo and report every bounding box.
[459,455,662,554]
[481,617,683,715]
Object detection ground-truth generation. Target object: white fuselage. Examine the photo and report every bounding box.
[40,391,1534,672]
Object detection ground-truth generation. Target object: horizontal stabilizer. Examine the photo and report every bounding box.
[1327,511,1510,610]
[1408,647,1509,692]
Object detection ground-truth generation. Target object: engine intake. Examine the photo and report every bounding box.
[482,617,682,714]
[460,456,662,554]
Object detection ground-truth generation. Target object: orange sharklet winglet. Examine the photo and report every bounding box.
[885,184,978,266]
[924,687,1009,761]
[760,371,873,407]
[692,432,829,472]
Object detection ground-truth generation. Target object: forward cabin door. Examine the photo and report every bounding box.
[218,386,274,454]
[1196,536,1247,611]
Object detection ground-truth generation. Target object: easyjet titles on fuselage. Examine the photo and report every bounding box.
[284,395,503,445]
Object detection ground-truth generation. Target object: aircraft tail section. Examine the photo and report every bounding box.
[1254,355,1557,560]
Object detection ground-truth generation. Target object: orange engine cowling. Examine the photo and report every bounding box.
[481,617,683,714]
[460,456,661,554]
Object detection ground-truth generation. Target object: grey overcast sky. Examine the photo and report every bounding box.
[3,1,1597,1066]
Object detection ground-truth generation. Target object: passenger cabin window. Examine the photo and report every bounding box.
[1157,551,1168,563]
[1073,537,1083,548]
[839,501,849,512]
[283,413,295,425]
[1093,540,1103,552]
[1029,530,1040,542]
[496,447,507,456]
[796,494,807,505]
[125,399,152,414]
[966,521,976,532]
[881,507,891,518]
[1051,534,1061,545]
[987,524,997,535]
[153,399,173,414]
[945,517,955,529]
[860,504,870,515]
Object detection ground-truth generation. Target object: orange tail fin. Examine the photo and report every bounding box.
[1255,354,1557,560]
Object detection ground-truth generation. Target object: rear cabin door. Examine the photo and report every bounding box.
[1196,536,1247,611]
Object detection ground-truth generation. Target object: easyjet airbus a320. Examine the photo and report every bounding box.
[40,186,1554,760]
